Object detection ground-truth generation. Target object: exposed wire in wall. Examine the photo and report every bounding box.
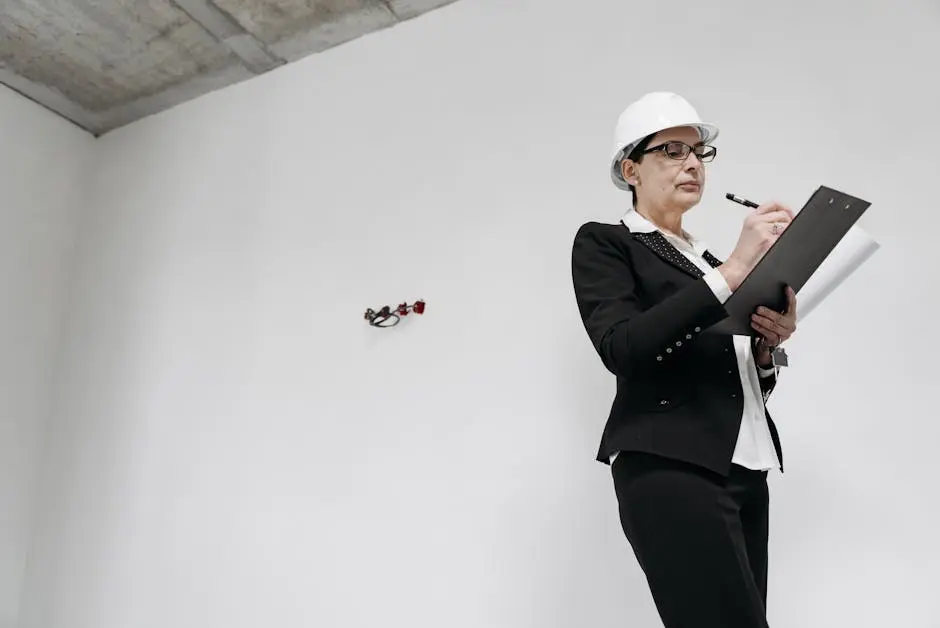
[364,299,425,327]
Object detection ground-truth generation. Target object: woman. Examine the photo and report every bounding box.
[570,92,798,628]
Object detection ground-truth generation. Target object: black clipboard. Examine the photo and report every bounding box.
[706,185,871,336]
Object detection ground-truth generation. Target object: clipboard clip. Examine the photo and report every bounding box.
[830,196,853,211]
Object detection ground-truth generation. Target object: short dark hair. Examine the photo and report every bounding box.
[624,133,656,207]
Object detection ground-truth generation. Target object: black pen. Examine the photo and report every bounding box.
[725,193,759,209]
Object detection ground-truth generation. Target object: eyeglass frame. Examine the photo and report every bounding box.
[640,140,718,163]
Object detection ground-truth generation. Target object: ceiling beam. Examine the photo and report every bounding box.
[169,0,285,74]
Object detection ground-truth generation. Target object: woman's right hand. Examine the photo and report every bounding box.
[719,201,795,290]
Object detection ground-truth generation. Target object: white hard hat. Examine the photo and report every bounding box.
[610,92,719,191]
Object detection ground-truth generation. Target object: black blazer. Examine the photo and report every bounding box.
[570,220,783,477]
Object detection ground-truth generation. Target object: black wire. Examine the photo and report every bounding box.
[370,313,400,327]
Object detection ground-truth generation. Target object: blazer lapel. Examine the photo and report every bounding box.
[632,231,704,278]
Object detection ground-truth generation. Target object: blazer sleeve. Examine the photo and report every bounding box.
[571,222,731,378]
[759,369,778,400]
[755,342,779,401]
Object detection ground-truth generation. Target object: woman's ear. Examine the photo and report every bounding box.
[621,160,640,186]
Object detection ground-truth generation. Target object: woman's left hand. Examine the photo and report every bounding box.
[751,286,797,346]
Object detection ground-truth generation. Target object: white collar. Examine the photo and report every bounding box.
[621,207,709,256]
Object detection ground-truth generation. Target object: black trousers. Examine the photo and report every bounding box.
[612,452,771,628]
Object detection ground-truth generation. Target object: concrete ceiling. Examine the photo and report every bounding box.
[0,0,458,137]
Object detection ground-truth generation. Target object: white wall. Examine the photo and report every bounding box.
[16,0,940,627]
[0,86,92,628]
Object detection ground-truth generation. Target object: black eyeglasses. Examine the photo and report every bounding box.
[642,141,717,163]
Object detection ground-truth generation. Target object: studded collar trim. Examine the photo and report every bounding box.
[620,208,723,278]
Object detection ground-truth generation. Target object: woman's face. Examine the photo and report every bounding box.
[623,126,708,211]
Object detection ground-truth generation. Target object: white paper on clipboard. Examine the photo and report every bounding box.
[795,225,880,322]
